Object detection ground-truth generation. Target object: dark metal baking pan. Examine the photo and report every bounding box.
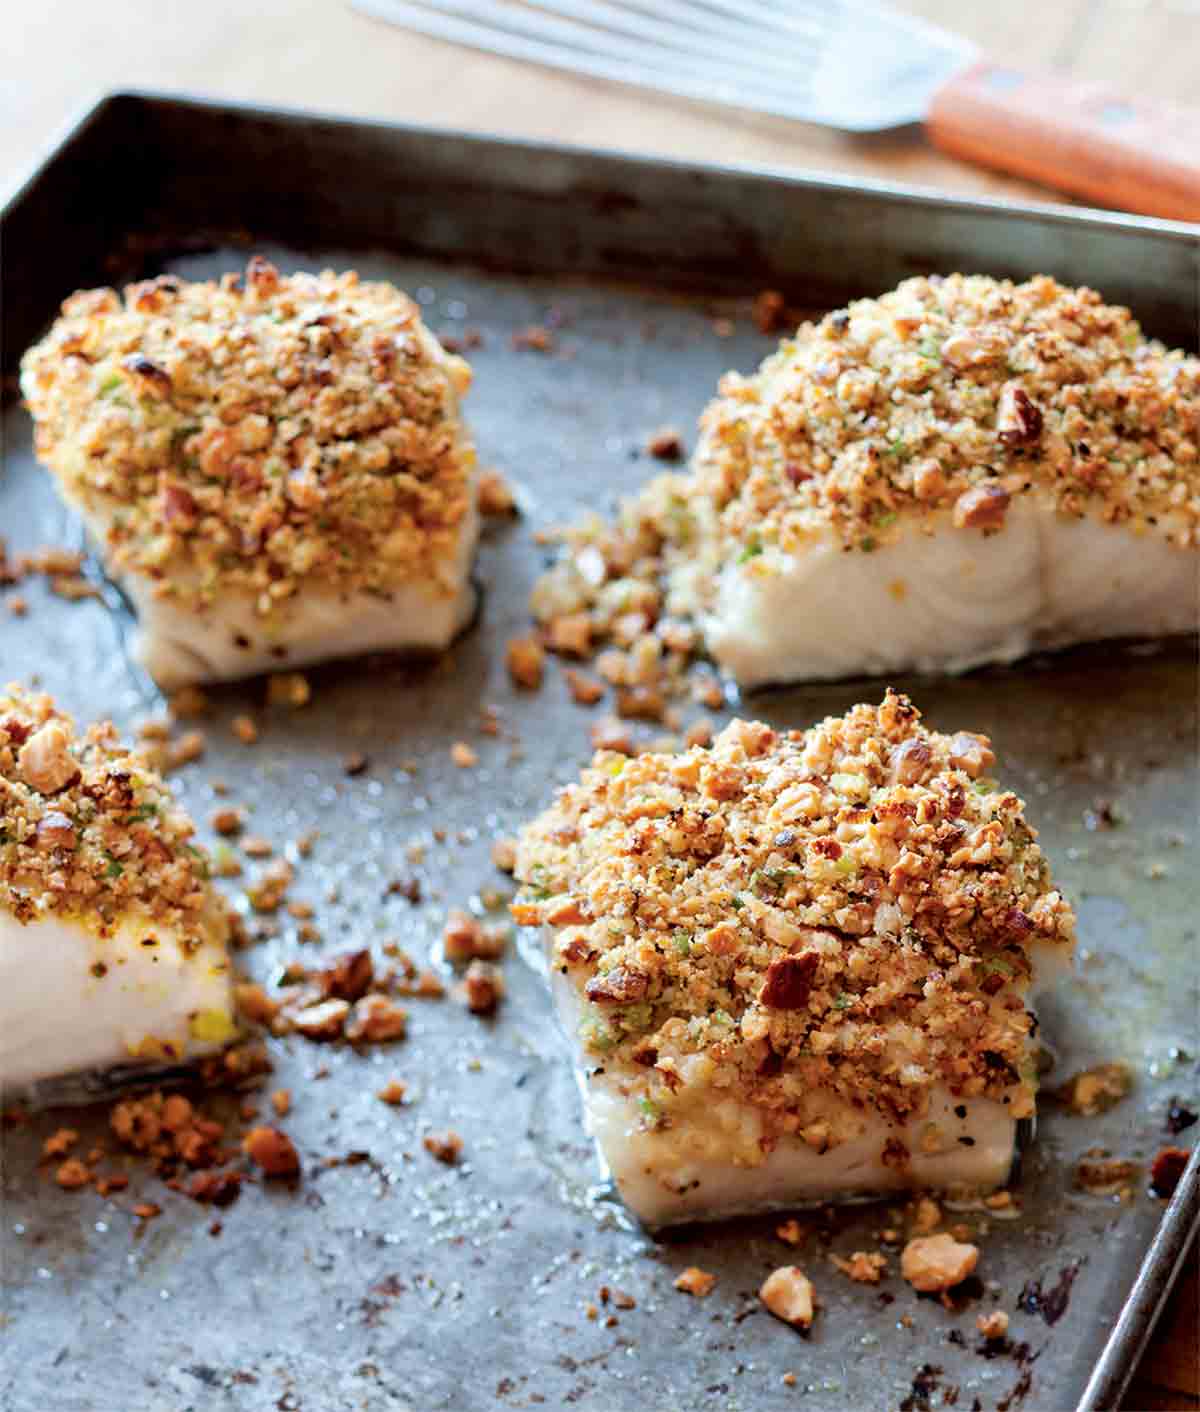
[1,92,1197,1412]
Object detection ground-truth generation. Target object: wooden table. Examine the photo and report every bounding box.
[5,2,1197,1406]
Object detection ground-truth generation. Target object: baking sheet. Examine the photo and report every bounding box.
[1,99,1198,1412]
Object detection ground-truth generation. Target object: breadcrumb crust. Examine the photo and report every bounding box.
[21,259,476,615]
[514,691,1073,1150]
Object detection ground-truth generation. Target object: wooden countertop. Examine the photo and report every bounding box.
[5,3,1197,1406]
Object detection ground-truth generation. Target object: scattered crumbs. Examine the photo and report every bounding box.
[477,468,518,516]
[230,715,258,745]
[450,741,478,768]
[42,1128,78,1160]
[564,668,605,706]
[211,807,244,836]
[674,1267,717,1298]
[459,959,504,1015]
[133,1202,162,1221]
[55,1157,92,1190]
[343,752,369,777]
[511,325,555,353]
[377,1080,408,1106]
[645,426,685,462]
[831,1251,888,1284]
[166,729,206,769]
[265,672,311,709]
[1052,1062,1132,1116]
[1075,1152,1139,1192]
[977,1310,1010,1341]
[901,1234,979,1293]
[506,636,545,690]
[711,316,735,338]
[270,1089,292,1118]
[423,1130,463,1165]
[242,1126,300,1179]
[759,1267,815,1328]
[241,835,273,858]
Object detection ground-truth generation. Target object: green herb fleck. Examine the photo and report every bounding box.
[98,374,123,397]
[637,1097,663,1127]
[833,993,853,1011]
[737,538,763,565]
[672,929,692,957]
[104,855,124,879]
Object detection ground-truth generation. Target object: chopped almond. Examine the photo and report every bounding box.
[266,672,311,708]
[506,636,545,689]
[241,835,273,858]
[760,1267,815,1328]
[645,426,685,462]
[477,467,518,515]
[290,998,350,1040]
[42,1127,78,1159]
[564,668,605,706]
[831,1251,887,1284]
[235,982,280,1025]
[977,1310,1010,1340]
[460,959,504,1014]
[548,613,592,658]
[423,1129,463,1164]
[55,1158,91,1190]
[673,1266,717,1298]
[900,1233,979,1293]
[319,948,375,1002]
[345,993,408,1043]
[231,714,259,745]
[243,1125,300,1178]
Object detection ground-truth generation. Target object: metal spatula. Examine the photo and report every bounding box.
[354,0,1200,221]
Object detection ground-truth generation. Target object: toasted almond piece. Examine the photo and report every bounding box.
[243,1125,300,1178]
[760,1266,815,1327]
[674,1266,717,1298]
[900,1233,979,1292]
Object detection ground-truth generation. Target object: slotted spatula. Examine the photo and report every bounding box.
[354,0,1200,221]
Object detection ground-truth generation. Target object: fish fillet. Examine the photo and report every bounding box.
[514,691,1074,1227]
[676,275,1198,685]
[20,258,478,687]
[0,687,237,1098]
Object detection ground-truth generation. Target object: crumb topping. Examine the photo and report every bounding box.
[21,258,475,613]
[514,691,1073,1150]
[0,685,229,953]
[689,274,1199,559]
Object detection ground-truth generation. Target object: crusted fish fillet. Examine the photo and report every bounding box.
[0,687,237,1097]
[20,258,478,687]
[514,692,1074,1227]
[675,275,1198,685]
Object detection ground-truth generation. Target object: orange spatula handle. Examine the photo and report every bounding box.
[928,61,1200,221]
